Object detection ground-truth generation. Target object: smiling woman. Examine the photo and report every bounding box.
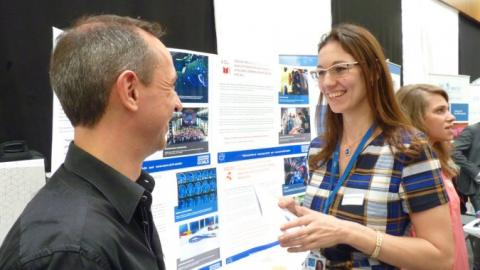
[278,24,454,270]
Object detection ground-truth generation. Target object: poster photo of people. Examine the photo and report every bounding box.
[164,107,209,157]
[279,66,310,105]
[279,107,311,144]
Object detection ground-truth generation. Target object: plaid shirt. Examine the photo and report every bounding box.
[304,132,448,269]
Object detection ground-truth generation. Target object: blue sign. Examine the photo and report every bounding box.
[387,62,401,76]
[218,145,309,164]
[142,154,211,173]
[279,55,317,66]
[225,241,279,264]
[451,103,468,122]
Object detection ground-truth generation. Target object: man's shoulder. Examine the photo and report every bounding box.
[470,122,480,132]
[0,170,118,269]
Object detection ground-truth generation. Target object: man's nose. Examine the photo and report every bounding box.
[174,93,183,112]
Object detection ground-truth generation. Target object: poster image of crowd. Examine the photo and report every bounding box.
[164,107,209,157]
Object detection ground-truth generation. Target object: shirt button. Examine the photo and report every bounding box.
[144,179,150,184]
[141,195,148,202]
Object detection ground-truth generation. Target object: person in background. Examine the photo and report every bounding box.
[396,83,469,270]
[0,15,182,269]
[452,121,480,270]
[278,23,453,269]
[452,122,480,213]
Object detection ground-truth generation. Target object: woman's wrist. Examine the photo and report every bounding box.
[338,219,379,256]
[337,219,362,245]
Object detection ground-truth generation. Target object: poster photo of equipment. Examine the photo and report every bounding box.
[175,168,217,222]
[177,215,220,270]
[171,51,209,103]
[282,156,307,195]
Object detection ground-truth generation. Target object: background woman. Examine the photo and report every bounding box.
[396,84,469,270]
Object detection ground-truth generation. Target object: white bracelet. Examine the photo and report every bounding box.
[370,231,383,259]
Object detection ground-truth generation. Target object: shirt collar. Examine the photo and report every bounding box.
[63,142,155,223]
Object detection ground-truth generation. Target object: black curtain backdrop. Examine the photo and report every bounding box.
[459,13,480,83]
[331,0,402,72]
[0,0,216,171]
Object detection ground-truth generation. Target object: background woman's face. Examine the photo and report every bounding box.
[423,93,455,143]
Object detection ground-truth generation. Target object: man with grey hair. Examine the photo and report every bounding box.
[0,14,182,269]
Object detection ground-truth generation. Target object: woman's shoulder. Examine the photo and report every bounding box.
[391,127,437,165]
[308,136,324,156]
[397,127,427,145]
[309,136,323,148]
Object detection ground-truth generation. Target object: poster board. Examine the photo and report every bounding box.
[50,27,311,269]
[429,73,471,136]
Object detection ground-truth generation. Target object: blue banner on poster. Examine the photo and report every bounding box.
[279,94,309,104]
[387,62,401,75]
[283,183,306,195]
[451,103,468,122]
[279,55,317,66]
[175,201,218,222]
[198,261,222,270]
[217,145,309,164]
[142,154,211,173]
[225,241,279,264]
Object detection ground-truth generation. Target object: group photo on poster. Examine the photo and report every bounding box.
[164,107,209,157]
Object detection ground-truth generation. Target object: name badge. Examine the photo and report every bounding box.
[303,250,326,270]
[341,191,365,206]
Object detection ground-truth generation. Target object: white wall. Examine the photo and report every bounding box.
[402,0,459,84]
[216,0,462,85]
[214,0,331,57]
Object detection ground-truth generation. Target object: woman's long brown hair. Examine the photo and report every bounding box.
[396,84,458,178]
[310,24,418,170]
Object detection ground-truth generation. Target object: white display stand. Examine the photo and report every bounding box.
[464,218,480,239]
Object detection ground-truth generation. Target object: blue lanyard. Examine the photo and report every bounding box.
[321,124,376,214]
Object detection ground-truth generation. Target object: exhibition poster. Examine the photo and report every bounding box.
[429,73,471,136]
[50,29,312,268]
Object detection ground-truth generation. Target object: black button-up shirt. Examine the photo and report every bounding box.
[0,143,165,269]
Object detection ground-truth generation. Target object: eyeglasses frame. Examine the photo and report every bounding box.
[309,61,359,81]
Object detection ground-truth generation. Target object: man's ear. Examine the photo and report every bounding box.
[114,70,140,111]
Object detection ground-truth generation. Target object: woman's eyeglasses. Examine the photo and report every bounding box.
[310,62,358,81]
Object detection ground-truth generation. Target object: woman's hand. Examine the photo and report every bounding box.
[277,198,349,252]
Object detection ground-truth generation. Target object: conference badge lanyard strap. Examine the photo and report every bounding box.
[322,124,375,214]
